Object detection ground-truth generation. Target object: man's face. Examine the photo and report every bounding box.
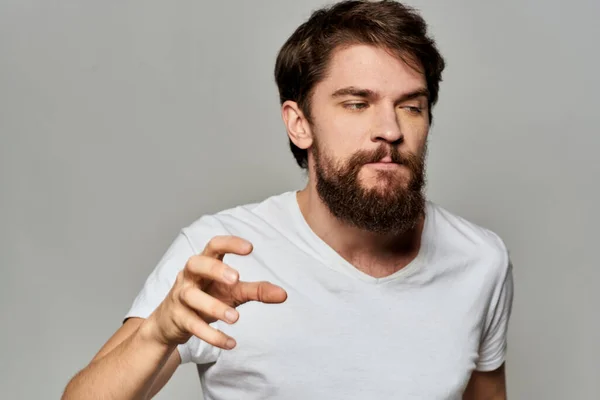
[307,44,431,234]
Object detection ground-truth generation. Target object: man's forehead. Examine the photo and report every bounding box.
[319,44,426,95]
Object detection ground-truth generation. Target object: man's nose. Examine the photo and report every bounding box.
[371,107,404,144]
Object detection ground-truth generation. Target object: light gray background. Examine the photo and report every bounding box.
[1,0,598,399]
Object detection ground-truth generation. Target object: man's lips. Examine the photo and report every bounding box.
[366,161,402,169]
[376,156,394,163]
[366,156,401,165]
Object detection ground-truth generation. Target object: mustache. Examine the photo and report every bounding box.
[350,145,411,166]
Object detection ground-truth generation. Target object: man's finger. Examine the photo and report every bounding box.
[179,284,239,325]
[184,255,239,286]
[202,235,253,260]
[234,281,288,305]
[181,307,237,350]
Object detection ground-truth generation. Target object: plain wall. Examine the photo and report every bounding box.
[1,0,598,398]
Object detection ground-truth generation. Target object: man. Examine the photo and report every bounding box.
[62,1,513,399]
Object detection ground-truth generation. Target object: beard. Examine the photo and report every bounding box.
[312,138,427,235]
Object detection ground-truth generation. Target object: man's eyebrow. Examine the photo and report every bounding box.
[330,86,430,102]
[331,86,378,99]
[397,88,430,103]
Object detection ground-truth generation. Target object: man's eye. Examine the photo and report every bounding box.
[402,106,423,114]
[344,102,369,111]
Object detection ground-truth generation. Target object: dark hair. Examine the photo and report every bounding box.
[274,0,446,169]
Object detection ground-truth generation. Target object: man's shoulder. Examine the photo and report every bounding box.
[427,201,506,247]
[427,200,510,275]
[179,191,295,251]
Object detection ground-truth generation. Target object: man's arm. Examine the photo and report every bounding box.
[61,317,180,400]
[462,363,507,400]
[61,235,287,400]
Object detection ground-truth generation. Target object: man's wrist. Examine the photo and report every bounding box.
[136,317,178,354]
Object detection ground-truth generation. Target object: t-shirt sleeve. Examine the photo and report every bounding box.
[475,250,514,372]
[124,227,221,365]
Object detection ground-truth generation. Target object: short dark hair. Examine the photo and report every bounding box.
[274,0,446,169]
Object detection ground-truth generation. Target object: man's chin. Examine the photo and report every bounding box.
[359,178,409,194]
[360,165,410,182]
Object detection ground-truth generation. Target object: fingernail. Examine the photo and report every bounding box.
[226,338,236,349]
[224,269,237,283]
[225,309,237,323]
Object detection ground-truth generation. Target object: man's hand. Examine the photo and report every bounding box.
[145,235,288,350]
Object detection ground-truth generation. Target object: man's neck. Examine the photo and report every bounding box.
[296,186,425,278]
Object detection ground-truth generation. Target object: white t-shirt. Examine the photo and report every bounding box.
[125,190,514,400]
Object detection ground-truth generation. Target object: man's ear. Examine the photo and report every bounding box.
[281,100,313,150]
